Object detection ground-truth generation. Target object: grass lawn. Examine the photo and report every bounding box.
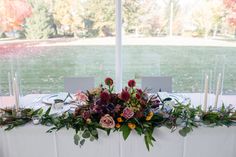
[0,43,236,95]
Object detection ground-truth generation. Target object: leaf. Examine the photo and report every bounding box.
[120,125,131,140]
[179,127,191,137]
[74,134,80,145]
[80,139,85,146]
[179,129,187,137]
[144,133,153,151]
[45,107,51,116]
[144,135,150,151]
[38,108,44,116]
[176,118,182,125]
[91,129,98,138]
[106,129,111,136]
[90,136,95,142]
[135,127,142,136]
[82,130,90,138]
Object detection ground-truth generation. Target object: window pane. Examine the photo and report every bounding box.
[122,0,236,94]
[0,0,115,95]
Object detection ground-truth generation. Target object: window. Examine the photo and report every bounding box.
[0,0,235,96]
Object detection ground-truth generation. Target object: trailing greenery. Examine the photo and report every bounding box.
[0,78,236,151]
[0,104,236,150]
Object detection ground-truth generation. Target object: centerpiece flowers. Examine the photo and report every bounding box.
[72,78,162,150]
[0,78,236,151]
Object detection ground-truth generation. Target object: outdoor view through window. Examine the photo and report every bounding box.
[0,0,235,96]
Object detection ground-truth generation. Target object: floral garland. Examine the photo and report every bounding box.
[0,78,236,150]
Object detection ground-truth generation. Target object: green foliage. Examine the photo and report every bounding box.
[120,125,131,140]
[24,0,55,39]
[0,103,235,151]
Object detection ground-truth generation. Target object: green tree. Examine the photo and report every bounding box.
[192,0,224,38]
[24,0,54,39]
[53,0,83,37]
[123,0,144,35]
[84,0,115,37]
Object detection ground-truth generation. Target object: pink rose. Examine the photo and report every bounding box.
[99,114,115,129]
[75,91,88,102]
[122,107,134,119]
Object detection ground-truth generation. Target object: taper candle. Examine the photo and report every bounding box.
[203,75,209,112]
[12,77,20,111]
[214,73,222,109]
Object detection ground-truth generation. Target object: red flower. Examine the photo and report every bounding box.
[120,89,130,102]
[136,89,143,95]
[134,111,144,118]
[105,77,113,86]
[136,94,141,99]
[100,91,110,102]
[128,80,136,88]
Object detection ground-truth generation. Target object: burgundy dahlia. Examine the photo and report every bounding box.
[136,89,143,95]
[120,89,130,102]
[128,80,136,88]
[105,77,113,86]
[100,91,110,102]
[136,93,141,99]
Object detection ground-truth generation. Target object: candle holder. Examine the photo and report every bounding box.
[32,116,41,125]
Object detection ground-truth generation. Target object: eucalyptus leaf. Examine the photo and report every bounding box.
[82,130,90,138]
[80,139,85,146]
[74,134,80,145]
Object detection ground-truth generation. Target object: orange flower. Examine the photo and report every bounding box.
[116,123,121,128]
[146,116,152,121]
[120,113,124,117]
[148,112,154,117]
[128,123,136,129]
[117,117,123,123]
[146,112,154,121]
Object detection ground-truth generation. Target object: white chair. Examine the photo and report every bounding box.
[141,76,172,93]
[64,77,95,93]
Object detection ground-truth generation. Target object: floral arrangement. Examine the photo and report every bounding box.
[0,78,236,150]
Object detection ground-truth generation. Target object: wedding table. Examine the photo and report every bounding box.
[0,93,236,157]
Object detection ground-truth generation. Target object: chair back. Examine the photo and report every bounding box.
[141,76,172,93]
[64,77,95,93]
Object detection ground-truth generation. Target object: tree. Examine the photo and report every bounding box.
[24,0,54,39]
[162,0,181,36]
[138,0,163,36]
[0,0,32,33]
[224,0,236,38]
[123,0,144,35]
[84,0,115,37]
[53,0,83,37]
[192,0,224,38]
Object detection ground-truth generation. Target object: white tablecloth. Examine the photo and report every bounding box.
[0,93,236,157]
[0,126,236,157]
